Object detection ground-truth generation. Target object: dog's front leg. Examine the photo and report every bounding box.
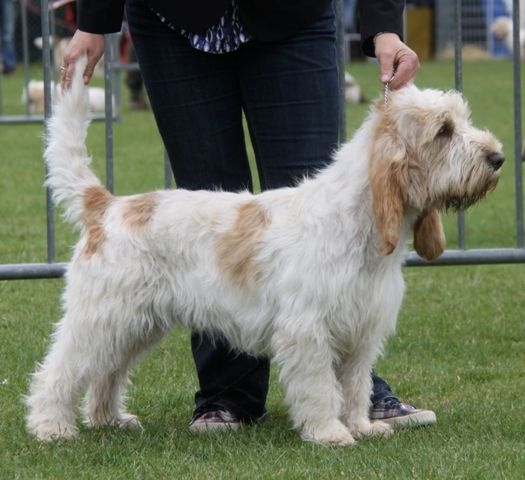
[272,331,355,446]
[338,354,392,439]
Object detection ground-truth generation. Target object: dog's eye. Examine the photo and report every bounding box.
[437,121,454,138]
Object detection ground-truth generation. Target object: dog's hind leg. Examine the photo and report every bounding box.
[82,321,163,432]
[273,331,355,446]
[26,314,89,441]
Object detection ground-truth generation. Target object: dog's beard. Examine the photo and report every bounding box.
[443,177,499,211]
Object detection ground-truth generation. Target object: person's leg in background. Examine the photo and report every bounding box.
[0,0,17,74]
[125,38,148,110]
[126,0,270,428]
[238,2,339,190]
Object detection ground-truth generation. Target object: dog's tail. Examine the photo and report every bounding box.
[44,54,105,229]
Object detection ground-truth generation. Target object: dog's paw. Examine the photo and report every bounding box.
[84,412,143,431]
[28,420,79,442]
[351,419,393,439]
[115,413,143,431]
[302,419,356,447]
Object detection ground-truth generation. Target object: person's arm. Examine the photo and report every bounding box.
[358,0,404,57]
[358,0,419,90]
[77,0,126,34]
[60,0,125,88]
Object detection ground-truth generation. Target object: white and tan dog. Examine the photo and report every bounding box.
[490,16,525,58]
[26,56,503,445]
[21,80,110,114]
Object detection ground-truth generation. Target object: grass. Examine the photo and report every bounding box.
[1,59,525,479]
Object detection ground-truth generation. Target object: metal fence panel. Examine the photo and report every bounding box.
[0,0,524,280]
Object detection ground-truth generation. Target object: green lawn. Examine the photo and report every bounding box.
[1,59,524,479]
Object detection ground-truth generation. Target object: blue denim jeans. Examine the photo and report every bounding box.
[0,0,17,70]
[126,0,341,421]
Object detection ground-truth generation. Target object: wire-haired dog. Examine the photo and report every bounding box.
[26,56,503,445]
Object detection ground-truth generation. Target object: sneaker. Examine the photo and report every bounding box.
[189,409,241,432]
[370,396,437,429]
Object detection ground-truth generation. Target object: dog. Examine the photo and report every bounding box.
[34,36,72,70]
[490,16,525,58]
[345,72,366,104]
[21,80,111,114]
[25,55,504,445]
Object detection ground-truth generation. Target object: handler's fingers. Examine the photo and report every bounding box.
[60,54,97,90]
[82,60,97,85]
[388,48,420,90]
[60,61,75,91]
[379,58,395,85]
[59,31,104,91]
[374,33,420,90]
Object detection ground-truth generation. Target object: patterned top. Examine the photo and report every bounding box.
[153,0,251,54]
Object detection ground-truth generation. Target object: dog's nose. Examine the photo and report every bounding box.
[485,152,504,171]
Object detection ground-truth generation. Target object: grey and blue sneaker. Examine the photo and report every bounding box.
[370,396,437,428]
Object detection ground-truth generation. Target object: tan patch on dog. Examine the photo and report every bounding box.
[121,193,158,230]
[82,186,112,258]
[369,113,411,255]
[413,209,446,261]
[216,201,270,287]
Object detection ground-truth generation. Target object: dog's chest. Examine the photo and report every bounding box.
[326,255,405,352]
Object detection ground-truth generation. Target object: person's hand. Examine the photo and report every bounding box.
[374,33,420,90]
[60,30,105,90]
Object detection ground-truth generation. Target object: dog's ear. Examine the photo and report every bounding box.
[413,209,446,261]
[369,128,409,255]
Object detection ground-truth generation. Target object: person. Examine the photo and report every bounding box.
[124,41,148,109]
[60,0,436,433]
[343,0,357,32]
[0,0,17,75]
[121,20,149,109]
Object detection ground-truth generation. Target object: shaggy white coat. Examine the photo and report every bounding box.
[26,56,503,445]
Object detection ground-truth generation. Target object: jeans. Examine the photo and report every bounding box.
[126,0,393,421]
[0,0,16,70]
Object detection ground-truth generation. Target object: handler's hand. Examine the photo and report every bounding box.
[374,33,420,90]
[60,30,105,90]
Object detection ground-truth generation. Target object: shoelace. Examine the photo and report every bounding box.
[378,395,401,409]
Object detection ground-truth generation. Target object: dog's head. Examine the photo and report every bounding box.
[490,17,512,41]
[34,36,72,69]
[21,80,59,114]
[369,85,503,261]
